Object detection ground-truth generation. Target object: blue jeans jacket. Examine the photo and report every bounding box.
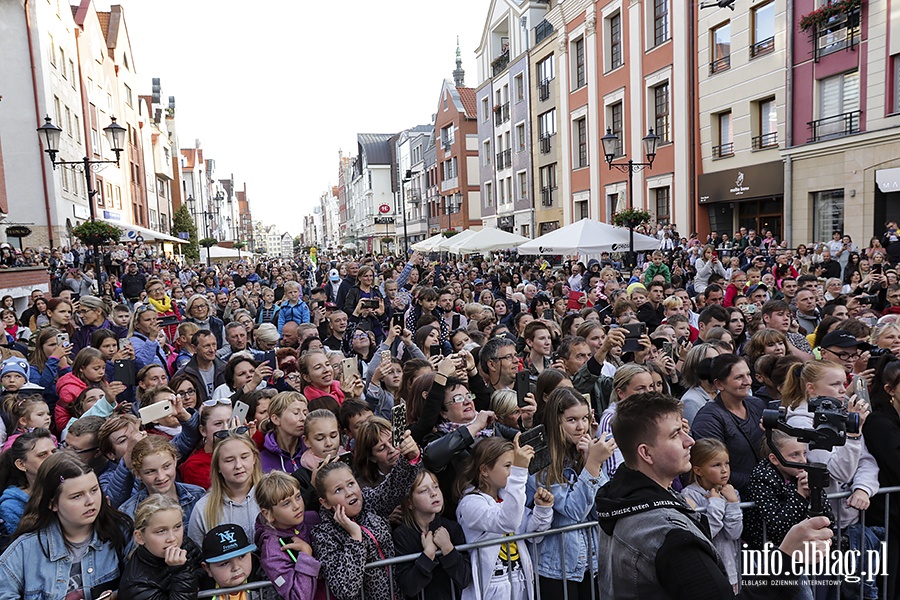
[526,465,607,581]
[0,521,121,599]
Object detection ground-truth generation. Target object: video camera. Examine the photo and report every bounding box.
[761,396,859,518]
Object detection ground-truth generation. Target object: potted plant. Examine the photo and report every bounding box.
[612,208,652,229]
[443,229,459,238]
[799,0,862,32]
[71,219,122,248]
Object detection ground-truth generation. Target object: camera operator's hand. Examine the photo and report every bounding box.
[596,328,626,365]
[796,470,811,499]
[778,516,833,562]
[853,367,875,388]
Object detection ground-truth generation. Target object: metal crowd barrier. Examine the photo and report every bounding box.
[199,485,900,600]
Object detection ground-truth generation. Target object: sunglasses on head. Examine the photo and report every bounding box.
[202,397,232,408]
[213,426,249,442]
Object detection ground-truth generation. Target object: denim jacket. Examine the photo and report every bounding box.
[527,465,606,581]
[0,521,122,599]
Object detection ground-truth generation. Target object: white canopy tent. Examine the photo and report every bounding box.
[517,219,660,255]
[435,229,477,252]
[410,233,446,252]
[454,228,530,254]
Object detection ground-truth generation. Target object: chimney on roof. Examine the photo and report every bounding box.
[195,138,201,149]
[453,36,465,87]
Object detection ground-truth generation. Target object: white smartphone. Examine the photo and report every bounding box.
[233,400,250,425]
[139,400,173,425]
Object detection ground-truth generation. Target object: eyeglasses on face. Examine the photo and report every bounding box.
[494,354,517,363]
[176,389,197,398]
[824,348,861,361]
[446,392,475,406]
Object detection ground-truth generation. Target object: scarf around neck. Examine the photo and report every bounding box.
[147,295,174,314]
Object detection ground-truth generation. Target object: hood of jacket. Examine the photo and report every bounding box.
[56,371,87,396]
[595,466,695,536]
[262,430,303,460]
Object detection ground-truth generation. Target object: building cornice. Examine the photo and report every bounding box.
[781,126,900,160]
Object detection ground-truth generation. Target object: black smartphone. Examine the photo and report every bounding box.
[392,313,404,328]
[542,308,555,321]
[622,323,647,338]
[429,344,442,357]
[515,370,536,407]
[113,359,135,386]
[873,263,883,275]
[452,313,461,329]
[519,424,551,474]
[336,452,352,465]
[362,299,379,309]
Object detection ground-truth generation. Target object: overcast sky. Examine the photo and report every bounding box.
[113,0,489,236]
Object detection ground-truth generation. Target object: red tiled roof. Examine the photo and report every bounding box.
[457,87,477,119]
[97,11,110,39]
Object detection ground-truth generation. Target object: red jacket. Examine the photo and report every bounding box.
[54,372,87,433]
[179,447,212,489]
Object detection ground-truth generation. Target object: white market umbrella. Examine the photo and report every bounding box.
[435,229,477,252]
[455,228,529,254]
[517,218,660,255]
[411,233,445,252]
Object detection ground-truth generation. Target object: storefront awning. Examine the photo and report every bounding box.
[876,168,900,193]
[698,161,784,204]
[101,218,187,244]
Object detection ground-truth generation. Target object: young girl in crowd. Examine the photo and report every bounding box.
[456,436,554,600]
[180,398,234,489]
[311,430,421,600]
[0,428,56,534]
[298,350,346,405]
[295,409,345,505]
[682,438,743,593]
[393,469,472,600]
[188,430,262,547]
[119,435,206,528]
[1,393,52,450]
[28,327,70,413]
[119,494,202,600]
[254,470,322,600]
[528,388,616,598]
[54,347,107,432]
[259,391,309,474]
[0,453,132,599]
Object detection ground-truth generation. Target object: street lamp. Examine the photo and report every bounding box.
[37,115,127,292]
[400,169,421,255]
[600,127,660,268]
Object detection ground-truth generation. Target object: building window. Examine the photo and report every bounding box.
[653,83,670,143]
[894,56,900,114]
[65,106,73,136]
[751,1,775,57]
[69,60,76,86]
[540,164,557,206]
[609,102,624,157]
[538,55,555,82]
[518,171,528,200]
[813,71,860,140]
[61,166,69,192]
[654,0,669,46]
[483,140,492,166]
[59,48,66,78]
[53,96,62,127]
[481,97,489,121]
[753,98,778,148]
[74,114,81,143]
[813,190,844,243]
[713,111,733,158]
[516,123,526,152]
[711,22,731,73]
[575,117,588,168]
[578,200,589,220]
[655,188,670,225]
[48,35,56,66]
[574,38,586,88]
[609,13,622,70]
[539,109,557,137]
[515,74,524,102]
[124,84,133,106]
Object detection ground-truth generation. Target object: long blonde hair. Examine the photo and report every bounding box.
[780,360,845,410]
[205,433,263,529]
[259,391,307,434]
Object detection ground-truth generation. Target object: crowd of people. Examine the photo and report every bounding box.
[0,222,899,599]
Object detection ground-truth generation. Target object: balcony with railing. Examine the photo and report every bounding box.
[496,149,511,170]
[752,131,778,150]
[711,142,734,159]
[813,9,861,61]
[493,102,510,126]
[540,134,552,154]
[534,19,554,45]
[807,111,861,142]
[491,50,510,77]
[709,55,731,74]
[539,79,550,102]
[750,36,775,58]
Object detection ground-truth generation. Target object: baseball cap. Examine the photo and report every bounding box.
[329,269,340,282]
[202,524,257,563]
[473,278,484,285]
[746,283,768,296]
[819,330,874,351]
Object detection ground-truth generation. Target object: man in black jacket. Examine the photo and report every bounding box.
[121,262,147,305]
[175,329,226,404]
